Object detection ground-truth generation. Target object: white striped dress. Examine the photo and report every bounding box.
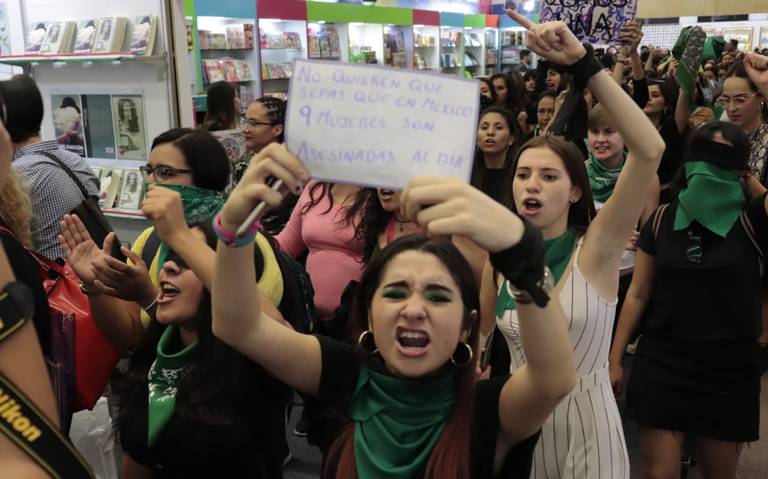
[496,241,630,479]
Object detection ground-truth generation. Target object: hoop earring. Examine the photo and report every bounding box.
[358,330,378,355]
[451,342,473,368]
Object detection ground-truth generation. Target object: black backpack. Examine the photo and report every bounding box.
[272,246,317,334]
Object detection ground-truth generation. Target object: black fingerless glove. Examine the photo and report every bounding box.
[489,217,549,307]
[567,43,604,90]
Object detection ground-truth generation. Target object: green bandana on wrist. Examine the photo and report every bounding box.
[674,161,745,237]
[146,183,225,267]
[496,229,576,316]
[348,367,455,479]
[147,325,198,447]
[587,153,626,203]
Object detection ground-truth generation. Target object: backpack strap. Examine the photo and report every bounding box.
[652,203,670,242]
[0,310,93,478]
[739,210,764,276]
[37,151,92,202]
[141,228,162,268]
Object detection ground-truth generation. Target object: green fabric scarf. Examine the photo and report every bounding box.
[586,153,626,203]
[672,26,706,102]
[674,161,745,237]
[702,36,725,62]
[496,229,577,316]
[347,367,455,479]
[147,325,198,447]
[148,183,225,267]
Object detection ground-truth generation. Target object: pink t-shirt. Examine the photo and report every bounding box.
[275,182,364,320]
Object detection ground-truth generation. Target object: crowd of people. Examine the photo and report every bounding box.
[1,10,767,479]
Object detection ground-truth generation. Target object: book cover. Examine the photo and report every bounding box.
[25,22,48,53]
[203,59,225,83]
[284,32,301,49]
[112,95,147,160]
[40,21,69,54]
[319,37,331,58]
[93,17,126,53]
[328,30,340,57]
[73,19,98,53]
[243,24,254,49]
[102,168,123,209]
[308,36,320,58]
[51,94,87,157]
[210,129,247,163]
[220,58,238,82]
[82,94,116,159]
[117,168,142,209]
[130,15,156,56]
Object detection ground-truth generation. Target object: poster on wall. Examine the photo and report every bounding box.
[111,94,147,160]
[51,94,87,157]
[81,94,116,159]
[540,0,637,45]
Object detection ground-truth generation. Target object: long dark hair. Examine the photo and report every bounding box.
[512,136,595,235]
[471,106,523,205]
[326,234,480,479]
[112,221,267,432]
[301,182,370,229]
[479,77,497,105]
[151,128,231,192]
[355,188,392,263]
[202,81,238,131]
[491,72,525,113]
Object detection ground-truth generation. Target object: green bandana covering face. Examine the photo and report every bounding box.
[147,325,198,447]
[347,367,455,479]
[496,229,577,316]
[147,183,225,267]
[586,153,626,203]
[674,162,745,237]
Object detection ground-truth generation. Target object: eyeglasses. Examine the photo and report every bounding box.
[686,230,703,264]
[241,117,273,129]
[716,92,759,109]
[139,164,193,182]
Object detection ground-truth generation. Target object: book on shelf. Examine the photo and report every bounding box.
[260,32,286,49]
[203,59,225,83]
[244,24,255,48]
[40,21,76,54]
[319,37,331,58]
[225,23,247,49]
[465,33,482,47]
[73,19,98,53]
[308,36,321,58]
[328,30,340,57]
[262,63,291,80]
[92,17,128,54]
[112,94,147,160]
[234,61,253,81]
[51,94,87,157]
[117,168,142,209]
[284,32,301,49]
[220,58,238,82]
[198,30,210,49]
[129,15,157,56]
[100,168,123,209]
[81,94,117,159]
[25,22,49,53]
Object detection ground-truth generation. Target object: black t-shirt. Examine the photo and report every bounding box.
[316,335,540,478]
[119,360,289,478]
[637,194,768,343]
[657,116,685,186]
[0,221,50,356]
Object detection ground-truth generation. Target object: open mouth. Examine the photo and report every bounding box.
[158,281,180,304]
[379,189,395,201]
[520,198,543,215]
[395,327,430,356]
[482,139,497,147]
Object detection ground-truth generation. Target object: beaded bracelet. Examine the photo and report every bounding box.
[213,212,260,248]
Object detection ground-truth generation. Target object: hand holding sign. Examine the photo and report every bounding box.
[507,9,587,66]
[400,176,525,254]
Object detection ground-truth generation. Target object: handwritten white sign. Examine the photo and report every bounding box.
[285,59,480,189]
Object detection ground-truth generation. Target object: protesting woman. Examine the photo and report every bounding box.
[484,11,665,478]
[211,142,576,478]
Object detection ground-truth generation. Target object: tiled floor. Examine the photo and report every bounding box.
[284,371,768,479]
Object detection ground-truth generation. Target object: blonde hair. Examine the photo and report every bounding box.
[587,103,614,130]
[0,170,34,248]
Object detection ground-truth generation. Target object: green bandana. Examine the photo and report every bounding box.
[496,229,577,316]
[702,36,725,62]
[586,153,626,203]
[674,162,745,237]
[347,367,455,479]
[672,26,706,102]
[147,325,198,447]
[148,183,225,267]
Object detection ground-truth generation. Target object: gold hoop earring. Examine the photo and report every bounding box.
[358,330,378,355]
[451,342,474,368]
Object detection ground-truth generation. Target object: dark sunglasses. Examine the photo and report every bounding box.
[139,164,193,182]
[686,231,703,264]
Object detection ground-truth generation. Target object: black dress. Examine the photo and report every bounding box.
[625,195,768,441]
[316,335,540,478]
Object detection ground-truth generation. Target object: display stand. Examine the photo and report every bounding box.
[464,26,484,78]
[349,22,383,64]
[440,26,464,76]
[259,18,308,98]
[4,0,186,242]
[413,24,439,71]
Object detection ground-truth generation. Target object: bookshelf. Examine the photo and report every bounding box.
[259,18,308,98]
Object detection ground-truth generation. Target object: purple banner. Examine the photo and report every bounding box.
[540,0,637,45]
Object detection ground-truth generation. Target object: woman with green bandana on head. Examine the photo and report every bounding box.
[610,122,768,478]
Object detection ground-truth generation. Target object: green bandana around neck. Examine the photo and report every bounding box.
[147,325,198,447]
[347,367,455,479]
[587,152,626,203]
[148,183,225,267]
[496,229,577,316]
[674,161,745,237]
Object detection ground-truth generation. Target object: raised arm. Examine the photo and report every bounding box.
[212,143,321,395]
[745,52,768,99]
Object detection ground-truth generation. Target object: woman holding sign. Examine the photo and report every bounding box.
[485,10,665,479]
[211,142,577,478]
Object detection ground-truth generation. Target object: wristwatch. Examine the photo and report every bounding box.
[0,282,35,342]
[506,266,555,305]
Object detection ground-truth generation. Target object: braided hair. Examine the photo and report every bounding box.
[255,96,287,142]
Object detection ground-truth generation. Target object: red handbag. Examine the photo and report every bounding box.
[34,253,123,411]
